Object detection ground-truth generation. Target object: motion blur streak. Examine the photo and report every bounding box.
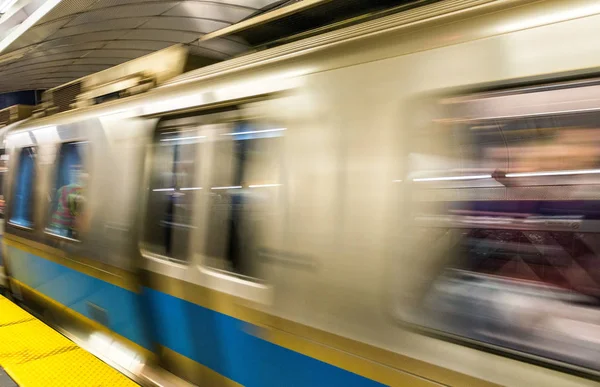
[5,0,600,387]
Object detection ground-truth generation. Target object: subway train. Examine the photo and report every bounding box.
[3,0,600,386]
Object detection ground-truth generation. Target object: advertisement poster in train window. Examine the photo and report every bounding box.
[407,85,600,373]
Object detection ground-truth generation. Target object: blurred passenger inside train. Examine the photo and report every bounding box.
[507,128,600,172]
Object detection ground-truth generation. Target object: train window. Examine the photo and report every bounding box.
[405,82,600,373]
[10,147,35,228]
[204,122,283,278]
[46,142,88,240]
[142,128,201,262]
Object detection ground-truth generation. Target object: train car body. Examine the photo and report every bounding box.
[2,0,600,386]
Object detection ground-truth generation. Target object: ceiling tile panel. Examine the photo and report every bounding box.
[83,49,152,59]
[59,64,113,73]
[88,0,176,10]
[7,19,68,50]
[5,63,109,76]
[13,52,83,66]
[164,2,254,23]
[205,0,275,8]
[142,16,229,34]
[33,42,107,55]
[38,0,98,24]
[30,77,79,83]
[71,57,133,66]
[10,68,67,77]
[25,69,87,77]
[38,72,91,78]
[25,50,93,64]
[102,40,174,51]
[42,30,128,48]
[66,3,179,26]
[119,29,201,43]
[51,18,148,39]
[5,59,76,71]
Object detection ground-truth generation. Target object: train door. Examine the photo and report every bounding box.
[138,105,280,385]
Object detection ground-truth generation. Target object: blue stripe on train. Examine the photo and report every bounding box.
[6,245,152,350]
[144,287,385,387]
[6,245,384,386]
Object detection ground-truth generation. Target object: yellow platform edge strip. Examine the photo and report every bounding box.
[0,295,138,387]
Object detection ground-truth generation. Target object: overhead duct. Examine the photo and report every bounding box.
[0,104,34,127]
[37,45,209,117]
[200,0,438,48]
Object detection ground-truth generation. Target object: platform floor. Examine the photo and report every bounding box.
[0,295,138,387]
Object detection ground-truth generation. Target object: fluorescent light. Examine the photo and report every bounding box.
[392,179,403,183]
[160,135,205,142]
[506,169,600,178]
[0,0,18,14]
[211,186,242,190]
[180,187,202,191]
[413,174,491,182]
[222,128,286,136]
[249,183,281,188]
[153,188,174,192]
[0,0,63,53]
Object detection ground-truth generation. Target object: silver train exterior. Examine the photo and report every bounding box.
[3,0,600,386]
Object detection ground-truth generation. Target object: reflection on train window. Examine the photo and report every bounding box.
[408,85,600,372]
[11,147,35,228]
[46,142,88,239]
[143,129,201,262]
[204,123,283,277]
[419,226,600,371]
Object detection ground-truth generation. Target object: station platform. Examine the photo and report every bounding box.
[0,295,138,387]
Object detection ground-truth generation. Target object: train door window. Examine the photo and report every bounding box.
[404,81,600,373]
[46,142,88,240]
[204,122,284,278]
[10,147,35,228]
[142,127,201,262]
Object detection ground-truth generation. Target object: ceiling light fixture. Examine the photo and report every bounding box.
[0,0,62,53]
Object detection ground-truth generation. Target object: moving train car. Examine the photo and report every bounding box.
[2,0,600,386]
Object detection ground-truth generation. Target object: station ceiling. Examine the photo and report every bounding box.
[0,0,281,93]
